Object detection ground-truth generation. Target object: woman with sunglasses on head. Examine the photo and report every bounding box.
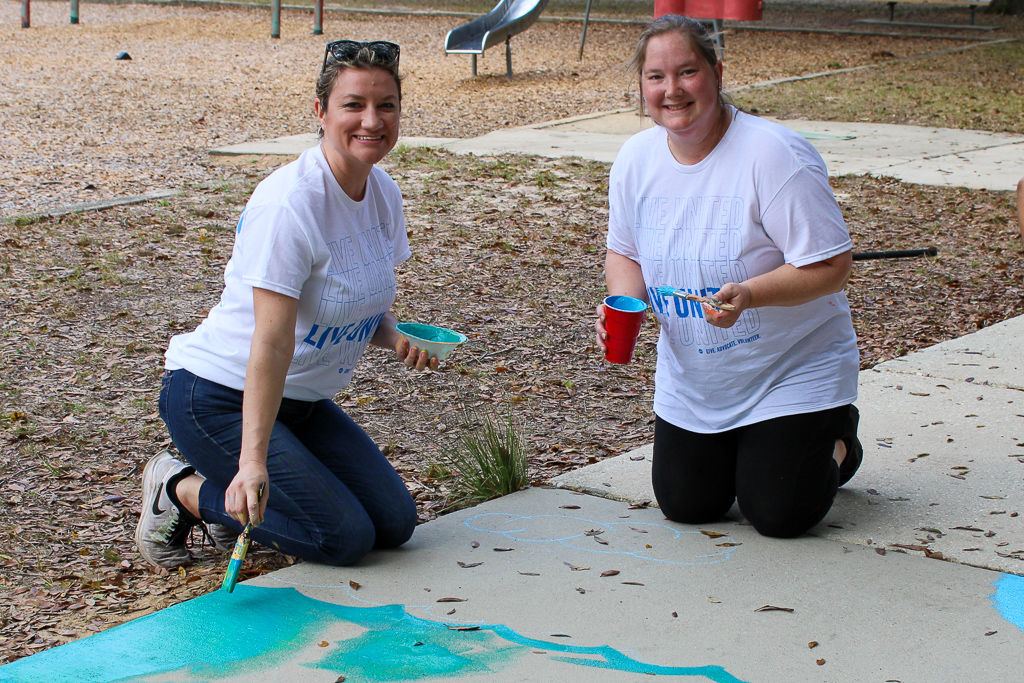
[135,40,428,568]
[595,16,861,538]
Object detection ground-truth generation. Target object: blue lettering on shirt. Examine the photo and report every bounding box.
[634,194,761,353]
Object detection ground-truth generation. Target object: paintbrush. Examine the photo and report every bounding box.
[222,482,265,593]
[656,286,737,311]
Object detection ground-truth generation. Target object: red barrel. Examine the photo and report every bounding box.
[654,0,762,20]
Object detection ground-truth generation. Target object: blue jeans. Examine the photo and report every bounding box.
[159,369,416,565]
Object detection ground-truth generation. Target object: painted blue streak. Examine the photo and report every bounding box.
[0,585,747,683]
[477,623,748,683]
[992,573,1024,632]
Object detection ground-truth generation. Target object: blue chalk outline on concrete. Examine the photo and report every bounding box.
[0,585,748,683]
[992,573,1024,632]
[464,512,737,564]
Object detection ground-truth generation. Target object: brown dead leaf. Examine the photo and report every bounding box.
[699,530,728,539]
[754,605,794,612]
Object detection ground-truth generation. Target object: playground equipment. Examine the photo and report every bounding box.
[654,0,762,52]
[578,0,762,57]
[445,0,550,79]
[18,0,319,37]
[20,0,78,27]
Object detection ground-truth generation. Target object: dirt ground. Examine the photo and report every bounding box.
[1,0,1023,666]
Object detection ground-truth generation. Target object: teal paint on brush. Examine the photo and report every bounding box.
[223,482,264,593]
[0,585,748,683]
[220,524,252,592]
[993,573,1024,632]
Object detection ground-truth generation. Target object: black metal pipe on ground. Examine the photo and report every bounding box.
[853,248,938,261]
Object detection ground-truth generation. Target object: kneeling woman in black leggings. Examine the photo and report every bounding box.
[595,16,862,538]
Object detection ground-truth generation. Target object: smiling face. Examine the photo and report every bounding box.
[640,31,724,157]
[314,66,400,197]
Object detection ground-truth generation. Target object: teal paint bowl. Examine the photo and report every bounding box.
[396,323,468,361]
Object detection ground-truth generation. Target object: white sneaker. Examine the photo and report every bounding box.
[135,450,196,567]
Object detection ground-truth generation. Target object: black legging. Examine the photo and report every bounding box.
[652,405,849,538]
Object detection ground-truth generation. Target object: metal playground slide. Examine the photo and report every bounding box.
[444,0,550,78]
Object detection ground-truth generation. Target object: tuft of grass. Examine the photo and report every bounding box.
[432,403,528,510]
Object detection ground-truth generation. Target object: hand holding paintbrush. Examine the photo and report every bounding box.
[222,482,265,593]
[656,286,737,311]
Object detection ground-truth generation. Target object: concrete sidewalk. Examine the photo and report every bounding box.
[1,484,1021,681]
[212,108,1024,192]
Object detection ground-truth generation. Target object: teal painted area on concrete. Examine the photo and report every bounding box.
[0,585,327,683]
[0,585,747,683]
[992,574,1024,632]
[312,603,527,681]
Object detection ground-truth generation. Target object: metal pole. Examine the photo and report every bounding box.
[578,0,594,60]
[271,0,280,38]
[505,36,512,80]
[471,54,477,77]
[852,248,937,261]
[313,0,322,35]
[22,0,30,28]
[70,0,79,24]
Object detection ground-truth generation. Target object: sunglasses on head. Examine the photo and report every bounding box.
[321,40,400,74]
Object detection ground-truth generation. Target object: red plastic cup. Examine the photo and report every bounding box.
[603,295,647,364]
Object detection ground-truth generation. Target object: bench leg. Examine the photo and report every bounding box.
[887,1,896,21]
[471,54,477,77]
[969,4,976,25]
[506,36,512,80]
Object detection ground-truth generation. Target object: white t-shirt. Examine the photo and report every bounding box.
[607,108,859,433]
[166,145,410,402]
